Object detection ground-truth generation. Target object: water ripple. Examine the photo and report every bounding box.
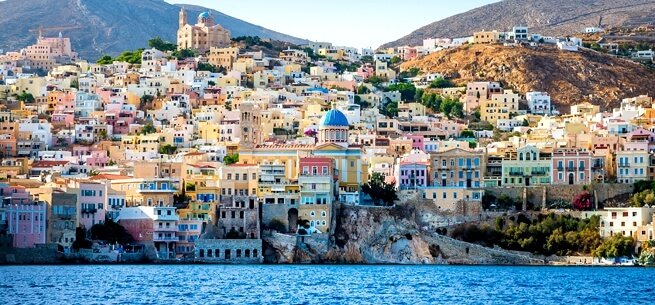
[0,265,653,305]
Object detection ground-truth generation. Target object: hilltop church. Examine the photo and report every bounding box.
[177,8,231,53]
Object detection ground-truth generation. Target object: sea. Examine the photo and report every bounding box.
[0,265,653,305]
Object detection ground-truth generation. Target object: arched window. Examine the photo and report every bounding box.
[245,249,251,258]
[207,249,213,257]
[215,249,220,258]
[199,249,205,257]
[253,249,258,257]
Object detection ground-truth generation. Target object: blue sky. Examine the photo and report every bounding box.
[167,0,500,48]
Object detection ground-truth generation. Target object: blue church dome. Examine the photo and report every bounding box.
[320,109,349,127]
[199,12,211,19]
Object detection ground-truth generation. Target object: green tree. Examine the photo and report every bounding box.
[390,56,401,65]
[522,119,530,127]
[16,92,35,103]
[356,84,370,94]
[115,49,143,64]
[96,55,113,65]
[148,37,177,52]
[429,77,454,88]
[385,83,417,101]
[224,153,239,165]
[385,101,398,118]
[90,218,134,245]
[361,172,398,206]
[159,144,177,155]
[593,234,635,258]
[72,227,92,250]
[172,48,197,60]
[197,62,226,74]
[141,121,156,135]
[460,130,475,138]
[366,75,387,87]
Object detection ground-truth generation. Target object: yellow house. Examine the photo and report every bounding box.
[473,31,501,44]
[121,134,161,153]
[91,175,179,207]
[481,90,519,124]
[398,101,426,118]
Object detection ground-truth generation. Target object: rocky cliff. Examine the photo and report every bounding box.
[401,44,655,111]
[264,204,544,265]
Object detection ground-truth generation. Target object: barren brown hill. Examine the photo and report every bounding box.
[382,0,655,49]
[401,44,655,111]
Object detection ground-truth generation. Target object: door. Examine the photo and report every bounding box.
[568,173,574,185]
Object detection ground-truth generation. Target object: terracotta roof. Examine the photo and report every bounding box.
[185,152,205,156]
[31,160,70,168]
[90,174,132,180]
[255,144,314,149]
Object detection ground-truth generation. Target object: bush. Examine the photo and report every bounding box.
[268,219,287,233]
[593,234,634,258]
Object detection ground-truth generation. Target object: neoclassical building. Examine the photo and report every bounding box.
[177,8,231,53]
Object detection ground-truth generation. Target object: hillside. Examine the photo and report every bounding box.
[0,0,308,60]
[382,0,655,48]
[401,44,655,110]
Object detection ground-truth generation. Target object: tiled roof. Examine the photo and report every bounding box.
[31,160,69,168]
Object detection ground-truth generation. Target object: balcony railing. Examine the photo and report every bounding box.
[531,171,547,176]
[509,172,524,177]
[566,167,577,171]
[618,163,630,168]
[81,207,97,214]
[557,167,564,171]
[579,167,586,171]
[153,236,178,242]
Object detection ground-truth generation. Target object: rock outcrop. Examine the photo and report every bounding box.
[264,204,545,265]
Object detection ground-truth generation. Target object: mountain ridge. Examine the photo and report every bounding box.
[382,0,655,48]
[0,0,308,60]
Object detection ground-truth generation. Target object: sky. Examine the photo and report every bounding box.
[167,0,500,48]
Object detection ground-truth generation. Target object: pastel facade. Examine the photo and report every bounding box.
[7,203,47,248]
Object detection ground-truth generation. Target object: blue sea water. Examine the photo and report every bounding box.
[0,265,653,305]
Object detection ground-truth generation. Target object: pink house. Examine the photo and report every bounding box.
[7,203,47,248]
[356,64,375,79]
[552,148,592,185]
[86,150,110,167]
[118,207,155,242]
[77,181,107,229]
[0,184,32,205]
[397,149,430,189]
[408,134,425,150]
[51,113,75,127]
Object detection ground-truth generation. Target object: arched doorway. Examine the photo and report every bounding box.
[288,208,298,233]
[568,173,574,185]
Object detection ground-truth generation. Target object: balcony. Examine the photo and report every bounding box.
[154,214,180,221]
[618,163,630,168]
[566,167,577,171]
[153,235,178,242]
[81,207,97,214]
[155,226,178,232]
[508,172,524,177]
[137,186,177,193]
[579,167,586,171]
[556,167,564,171]
[530,171,547,176]
[592,165,603,170]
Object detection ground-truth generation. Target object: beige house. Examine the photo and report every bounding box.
[177,8,231,53]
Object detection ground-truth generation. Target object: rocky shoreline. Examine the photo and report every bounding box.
[0,204,631,266]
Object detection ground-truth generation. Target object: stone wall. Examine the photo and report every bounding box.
[484,183,632,210]
[194,239,263,263]
[0,244,61,264]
